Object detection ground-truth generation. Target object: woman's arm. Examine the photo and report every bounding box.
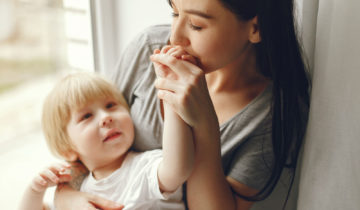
[151,51,259,210]
[186,125,258,210]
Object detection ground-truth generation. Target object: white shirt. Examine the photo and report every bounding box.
[80,150,184,210]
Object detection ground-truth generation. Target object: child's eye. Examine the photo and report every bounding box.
[106,102,117,109]
[81,113,92,121]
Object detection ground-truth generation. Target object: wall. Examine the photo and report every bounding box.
[116,0,172,54]
[95,0,171,75]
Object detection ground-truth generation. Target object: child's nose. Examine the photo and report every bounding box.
[100,116,113,128]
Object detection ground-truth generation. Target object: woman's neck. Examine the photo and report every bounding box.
[206,46,266,93]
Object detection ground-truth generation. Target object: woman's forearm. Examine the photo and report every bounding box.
[54,161,88,207]
[186,124,236,210]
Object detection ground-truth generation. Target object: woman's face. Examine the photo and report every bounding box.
[169,0,255,72]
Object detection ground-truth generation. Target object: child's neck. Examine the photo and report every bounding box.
[91,151,130,180]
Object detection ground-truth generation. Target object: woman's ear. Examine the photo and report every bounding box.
[249,16,261,44]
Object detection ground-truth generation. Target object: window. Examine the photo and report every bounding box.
[0,0,94,207]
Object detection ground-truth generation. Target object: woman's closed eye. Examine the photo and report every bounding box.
[171,12,179,18]
[189,22,202,31]
[171,12,202,31]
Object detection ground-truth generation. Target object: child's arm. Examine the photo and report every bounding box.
[153,46,196,193]
[19,163,71,210]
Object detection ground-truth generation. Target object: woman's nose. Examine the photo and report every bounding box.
[100,115,113,128]
[170,20,190,46]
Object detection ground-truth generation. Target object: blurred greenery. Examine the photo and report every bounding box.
[0,58,55,94]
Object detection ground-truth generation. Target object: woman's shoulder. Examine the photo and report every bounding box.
[129,24,171,52]
[141,24,171,45]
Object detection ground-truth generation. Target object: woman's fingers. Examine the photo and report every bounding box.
[181,54,198,65]
[58,173,72,183]
[154,77,183,93]
[152,55,179,79]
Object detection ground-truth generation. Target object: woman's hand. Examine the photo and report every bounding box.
[55,184,124,210]
[150,45,218,130]
[151,45,238,210]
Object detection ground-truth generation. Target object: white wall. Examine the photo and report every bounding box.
[94,0,172,75]
[116,0,172,54]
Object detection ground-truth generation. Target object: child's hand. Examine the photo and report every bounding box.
[31,162,72,193]
[152,45,198,79]
[154,45,197,65]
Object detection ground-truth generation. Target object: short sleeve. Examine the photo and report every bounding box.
[110,31,153,105]
[228,132,275,190]
[109,25,171,106]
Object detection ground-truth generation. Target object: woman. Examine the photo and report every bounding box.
[55,0,310,209]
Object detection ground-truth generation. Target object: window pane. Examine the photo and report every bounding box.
[0,0,93,207]
[0,0,67,93]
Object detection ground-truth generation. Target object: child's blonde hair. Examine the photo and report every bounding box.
[42,72,128,160]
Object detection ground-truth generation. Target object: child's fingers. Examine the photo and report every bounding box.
[153,49,161,54]
[160,45,173,54]
[39,168,60,184]
[166,47,179,57]
[48,162,71,175]
[164,46,197,65]
[31,175,48,193]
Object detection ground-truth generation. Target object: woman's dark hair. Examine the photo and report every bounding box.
[167,0,311,207]
[219,0,311,206]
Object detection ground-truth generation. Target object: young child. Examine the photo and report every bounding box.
[19,48,195,210]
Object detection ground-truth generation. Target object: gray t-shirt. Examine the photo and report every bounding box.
[111,25,299,210]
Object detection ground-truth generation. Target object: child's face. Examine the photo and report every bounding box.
[66,97,134,170]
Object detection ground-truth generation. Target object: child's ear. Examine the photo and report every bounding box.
[63,150,78,162]
[249,16,261,44]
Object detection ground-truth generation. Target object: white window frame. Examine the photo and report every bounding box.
[90,0,120,75]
